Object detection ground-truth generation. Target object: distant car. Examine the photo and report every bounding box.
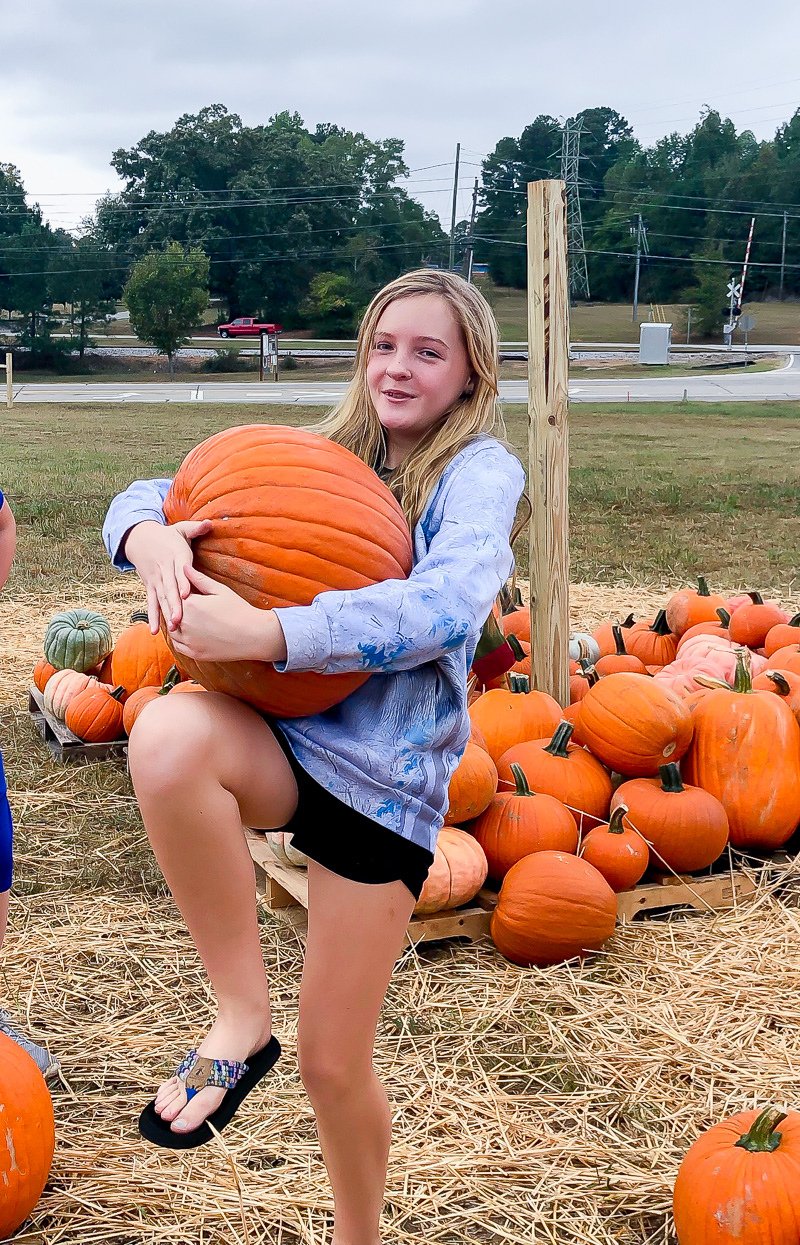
[217,317,282,339]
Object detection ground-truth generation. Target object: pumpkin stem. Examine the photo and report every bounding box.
[766,670,792,697]
[579,660,599,687]
[789,613,800,628]
[612,624,628,657]
[649,609,672,637]
[735,1107,787,1153]
[159,666,182,695]
[747,591,764,605]
[110,685,126,703]
[697,576,711,597]
[510,763,533,797]
[659,763,685,793]
[543,720,574,758]
[715,608,731,627]
[733,648,753,694]
[130,610,149,624]
[621,613,636,628]
[608,804,628,834]
[510,674,530,694]
[507,633,526,661]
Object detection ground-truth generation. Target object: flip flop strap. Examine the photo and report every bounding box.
[175,1049,249,1097]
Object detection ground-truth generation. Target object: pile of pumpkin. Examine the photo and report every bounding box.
[419,578,800,969]
[31,607,206,743]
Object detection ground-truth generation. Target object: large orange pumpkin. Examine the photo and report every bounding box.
[468,684,562,765]
[683,649,800,849]
[673,1106,800,1245]
[162,425,413,716]
[490,850,617,967]
[576,673,693,777]
[471,762,578,881]
[414,827,488,914]
[111,612,175,697]
[0,1032,56,1239]
[444,742,498,826]
[611,762,729,873]
[497,721,613,830]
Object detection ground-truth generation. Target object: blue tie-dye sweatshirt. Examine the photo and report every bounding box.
[102,435,526,855]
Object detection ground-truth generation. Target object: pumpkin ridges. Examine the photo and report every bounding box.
[414,827,488,915]
[576,673,693,777]
[65,683,126,742]
[468,686,562,765]
[496,722,613,828]
[471,763,578,880]
[444,743,498,826]
[611,763,729,873]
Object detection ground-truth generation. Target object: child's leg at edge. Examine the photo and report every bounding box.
[127,691,298,1133]
[0,889,8,950]
[299,861,416,1245]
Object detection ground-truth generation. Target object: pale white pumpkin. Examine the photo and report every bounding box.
[569,632,601,664]
[263,831,308,867]
[43,669,97,721]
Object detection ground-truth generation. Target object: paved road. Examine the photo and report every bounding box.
[10,356,799,405]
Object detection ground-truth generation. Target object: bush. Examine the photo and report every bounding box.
[15,327,82,373]
[281,353,298,371]
[201,347,243,373]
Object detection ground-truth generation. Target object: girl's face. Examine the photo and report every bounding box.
[366,293,475,463]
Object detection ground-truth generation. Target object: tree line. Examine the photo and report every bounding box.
[1,101,799,356]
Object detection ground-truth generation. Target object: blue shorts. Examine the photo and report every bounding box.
[0,747,12,893]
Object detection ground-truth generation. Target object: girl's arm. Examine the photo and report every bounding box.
[273,443,526,677]
[102,477,173,570]
[0,496,16,592]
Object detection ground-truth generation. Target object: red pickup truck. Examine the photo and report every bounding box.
[217,317,282,339]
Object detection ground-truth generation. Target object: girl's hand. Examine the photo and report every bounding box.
[123,519,213,633]
[168,566,288,664]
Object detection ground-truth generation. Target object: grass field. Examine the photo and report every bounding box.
[3,400,800,1242]
[4,400,799,595]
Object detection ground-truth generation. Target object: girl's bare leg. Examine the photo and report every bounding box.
[298,862,415,1245]
[127,692,298,1134]
[0,889,8,950]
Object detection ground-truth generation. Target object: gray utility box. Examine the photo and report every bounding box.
[638,322,672,364]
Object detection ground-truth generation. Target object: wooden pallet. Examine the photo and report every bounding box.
[246,830,496,946]
[247,831,795,944]
[28,684,128,764]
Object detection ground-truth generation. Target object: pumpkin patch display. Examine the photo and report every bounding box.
[490,850,617,967]
[497,721,613,828]
[414,827,488,915]
[580,804,649,892]
[673,1106,800,1245]
[162,424,414,717]
[0,1032,56,1239]
[111,612,175,696]
[65,683,126,743]
[471,762,578,881]
[683,649,800,849]
[611,763,729,873]
[468,684,562,765]
[576,673,693,777]
[444,742,498,826]
[44,608,113,673]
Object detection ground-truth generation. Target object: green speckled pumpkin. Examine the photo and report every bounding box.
[44,609,113,673]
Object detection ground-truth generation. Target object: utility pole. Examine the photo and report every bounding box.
[631,213,646,323]
[465,178,479,282]
[780,209,788,299]
[448,142,461,271]
[560,121,590,301]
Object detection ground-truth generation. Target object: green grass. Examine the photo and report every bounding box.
[3,400,799,597]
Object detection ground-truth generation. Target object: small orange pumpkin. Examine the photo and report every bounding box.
[468,683,562,765]
[444,742,498,826]
[65,683,126,742]
[414,827,488,915]
[665,577,728,637]
[765,613,800,657]
[624,610,678,667]
[43,668,97,721]
[594,625,648,677]
[490,850,617,967]
[752,668,800,723]
[579,804,649,892]
[592,613,636,658]
[33,657,57,693]
[728,591,788,648]
[675,607,732,652]
[471,762,578,881]
[673,1106,800,1245]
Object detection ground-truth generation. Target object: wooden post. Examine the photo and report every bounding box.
[3,353,11,409]
[527,180,570,707]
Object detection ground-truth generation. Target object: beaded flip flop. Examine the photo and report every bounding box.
[138,1035,281,1150]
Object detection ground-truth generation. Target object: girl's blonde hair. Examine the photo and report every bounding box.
[312,269,507,530]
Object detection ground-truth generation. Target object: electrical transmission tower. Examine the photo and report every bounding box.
[560,120,591,302]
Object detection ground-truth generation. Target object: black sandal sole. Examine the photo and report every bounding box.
[138,1035,281,1150]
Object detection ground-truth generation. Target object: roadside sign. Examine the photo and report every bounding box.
[738,315,756,332]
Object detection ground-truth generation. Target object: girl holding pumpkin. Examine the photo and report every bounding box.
[0,489,59,1078]
[103,271,524,1243]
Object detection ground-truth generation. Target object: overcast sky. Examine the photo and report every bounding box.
[4,0,800,231]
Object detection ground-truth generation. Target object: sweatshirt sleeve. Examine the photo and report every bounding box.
[274,443,526,676]
[102,477,173,571]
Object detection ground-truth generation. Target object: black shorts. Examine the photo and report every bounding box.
[268,726,434,902]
